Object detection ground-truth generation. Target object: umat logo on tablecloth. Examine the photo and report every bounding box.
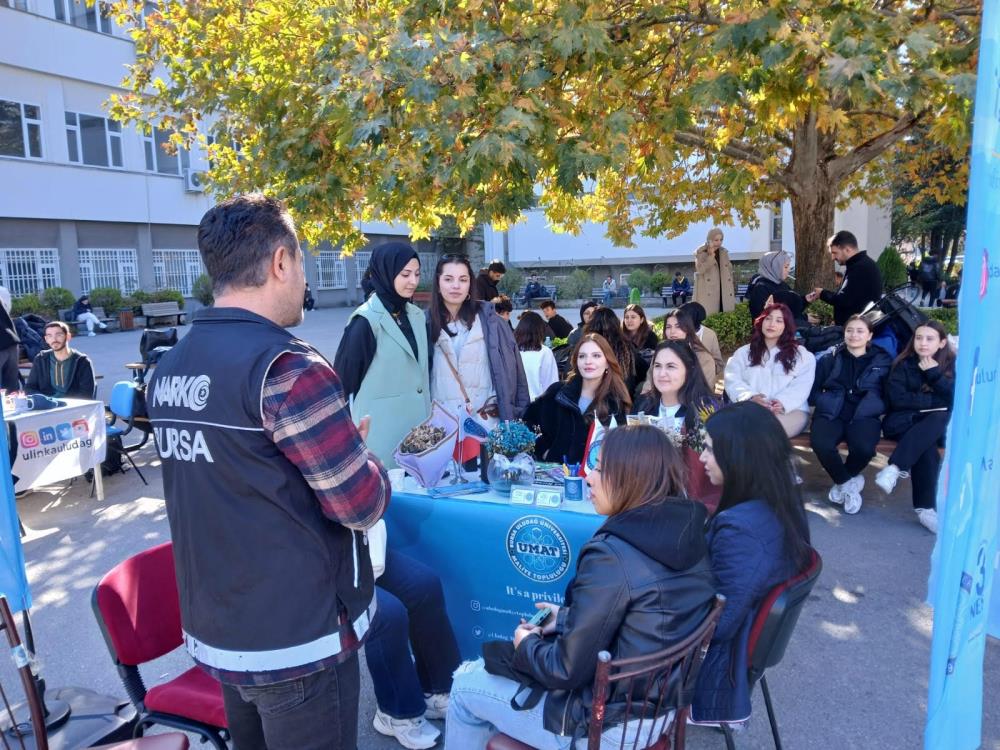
[506,516,571,583]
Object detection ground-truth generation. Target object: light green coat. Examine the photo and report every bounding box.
[352,296,431,468]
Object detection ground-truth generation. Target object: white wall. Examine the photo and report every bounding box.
[484,207,775,267]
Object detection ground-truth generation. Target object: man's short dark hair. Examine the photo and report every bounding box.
[539,299,556,310]
[487,260,506,274]
[197,193,299,294]
[44,321,71,336]
[494,295,513,315]
[829,230,858,250]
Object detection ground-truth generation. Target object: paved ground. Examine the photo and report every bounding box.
[6,306,999,749]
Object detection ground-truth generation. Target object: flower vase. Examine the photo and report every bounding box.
[487,452,536,495]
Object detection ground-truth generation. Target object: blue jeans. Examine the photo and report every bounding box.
[365,549,461,718]
[445,661,670,750]
[221,653,360,750]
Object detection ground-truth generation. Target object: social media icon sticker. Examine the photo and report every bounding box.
[39,427,56,445]
[72,419,89,437]
[56,423,73,441]
[20,431,39,449]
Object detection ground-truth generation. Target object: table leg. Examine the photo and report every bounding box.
[93,464,104,502]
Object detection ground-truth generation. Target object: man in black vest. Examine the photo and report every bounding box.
[147,194,389,749]
[806,230,883,326]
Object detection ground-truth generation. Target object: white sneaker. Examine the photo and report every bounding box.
[87,331,96,337]
[916,508,939,534]
[828,483,846,505]
[845,475,865,495]
[875,464,908,494]
[423,692,449,720]
[843,488,863,515]
[373,709,441,749]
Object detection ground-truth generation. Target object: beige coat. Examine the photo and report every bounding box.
[698,325,725,382]
[693,245,736,315]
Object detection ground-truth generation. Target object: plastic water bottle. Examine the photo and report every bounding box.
[544,336,552,348]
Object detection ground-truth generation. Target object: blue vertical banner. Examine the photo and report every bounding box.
[925,6,1000,749]
[0,403,32,613]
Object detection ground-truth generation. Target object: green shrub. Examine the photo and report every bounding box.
[627,268,652,296]
[808,299,835,326]
[498,267,524,296]
[152,289,185,308]
[130,290,154,305]
[649,272,669,294]
[87,287,124,312]
[11,294,46,317]
[561,269,593,299]
[703,302,754,353]
[41,286,75,314]
[924,307,959,335]
[192,274,214,306]
[876,246,908,291]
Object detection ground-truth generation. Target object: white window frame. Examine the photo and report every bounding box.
[0,100,42,160]
[0,249,61,297]
[65,111,123,168]
[78,248,138,295]
[316,250,347,290]
[54,0,116,34]
[143,126,189,176]
[354,251,372,288]
[152,249,204,296]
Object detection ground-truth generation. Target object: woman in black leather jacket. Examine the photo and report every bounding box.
[444,426,717,748]
[808,315,892,515]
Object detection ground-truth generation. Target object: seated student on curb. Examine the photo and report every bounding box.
[538,300,573,340]
[632,340,722,513]
[445,425,717,749]
[692,402,812,727]
[662,307,719,387]
[566,301,598,351]
[523,334,631,465]
[875,321,955,534]
[724,303,816,437]
[621,303,659,352]
[585,306,648,397]
[808,315,891,516]
[679,302,724,379]
[26,321,96,399]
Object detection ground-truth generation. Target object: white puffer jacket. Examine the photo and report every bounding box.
[724,344,816,413]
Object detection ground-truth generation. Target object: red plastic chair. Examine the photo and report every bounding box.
[0,594,189,750]
[488,594,726,750]
[91,542,228,749]
[721,549,823,750]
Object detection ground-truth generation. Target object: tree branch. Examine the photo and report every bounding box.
[673,129,792,188]
[828,111,924,183]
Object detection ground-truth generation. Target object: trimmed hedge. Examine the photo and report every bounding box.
[11,294,46,317]
[703,303,754,353]
[923,306,958,335]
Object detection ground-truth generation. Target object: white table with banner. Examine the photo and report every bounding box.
[4,398,106,502]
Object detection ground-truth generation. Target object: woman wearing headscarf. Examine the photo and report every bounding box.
[334,241,430,467]
[747,250,809,324]
[692,228,736,315]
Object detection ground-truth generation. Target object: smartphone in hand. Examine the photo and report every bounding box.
[525,607,553,629]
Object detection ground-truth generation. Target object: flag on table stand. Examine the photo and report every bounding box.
[925,8,1000,749]
[453,413,488,464]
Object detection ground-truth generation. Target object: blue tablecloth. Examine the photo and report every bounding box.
[385,484,604,659]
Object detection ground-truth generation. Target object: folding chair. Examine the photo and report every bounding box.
[105,381,150,485]
[91,542,228,749]
[721,549,823,750]
[488,594,726,750]
[0,594,189,750]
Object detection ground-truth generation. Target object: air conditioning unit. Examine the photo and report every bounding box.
[183,169,206,193]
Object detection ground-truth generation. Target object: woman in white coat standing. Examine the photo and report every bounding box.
[724,303,816,437]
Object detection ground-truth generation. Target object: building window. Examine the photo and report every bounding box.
[78,248,138,295]
[771,204,783,242]
[152,249,204,296]
[354,251,372,288]
[143,127,189,175]
[54,0,116,34]
[0,100,42,159]
[316,250,347,290]
[0,249,61,297]
[65,112,123,168]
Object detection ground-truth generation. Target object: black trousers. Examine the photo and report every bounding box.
[886,411,949,510]
[810,415,882,485]
[672,292,690,307]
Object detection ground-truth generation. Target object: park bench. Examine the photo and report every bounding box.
[516,284,557,307]
[140,302,186,327]
[736,283,750,301]
[788,433,944,460]
[661,285,694,308]
[591,287,625,302]
[60,306,119,333]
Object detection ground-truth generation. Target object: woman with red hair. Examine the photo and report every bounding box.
[723,303,816,437]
